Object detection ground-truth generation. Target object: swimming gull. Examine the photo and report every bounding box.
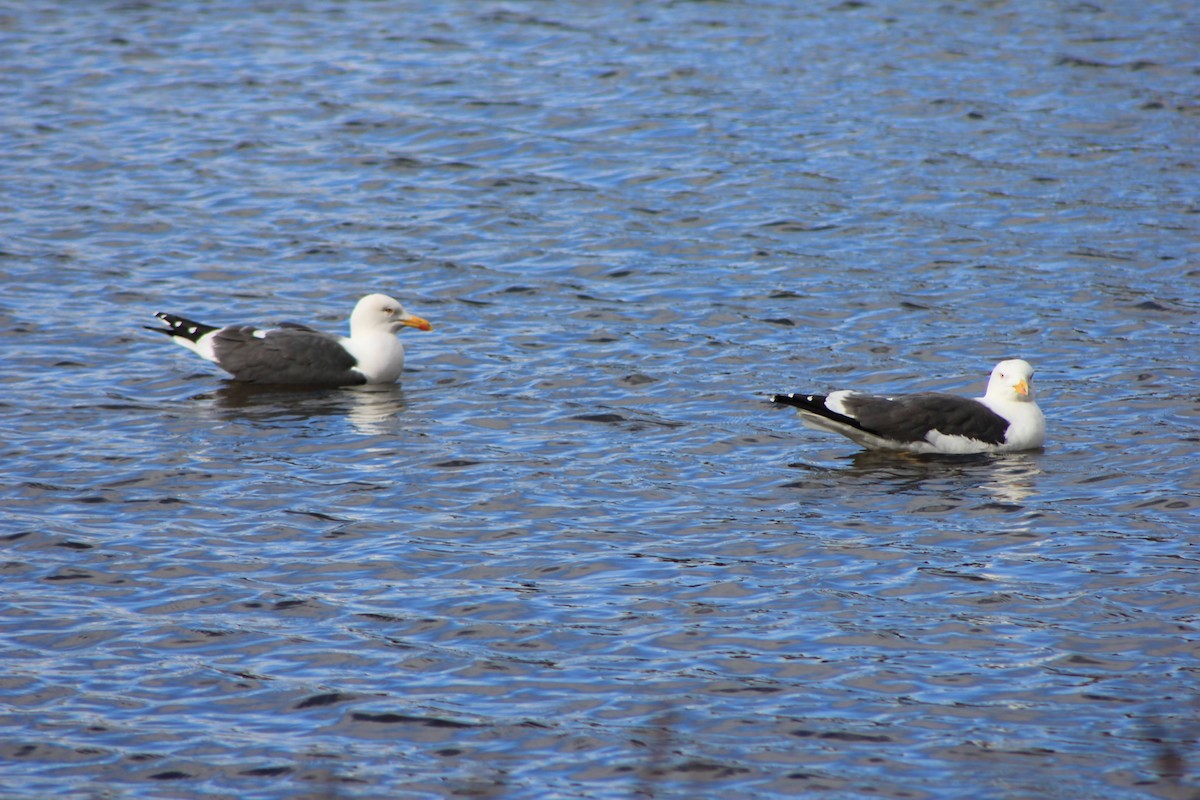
[771,359,1045,454]
[145,293,432,386]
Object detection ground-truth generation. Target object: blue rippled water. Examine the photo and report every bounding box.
[2,2,1197,798]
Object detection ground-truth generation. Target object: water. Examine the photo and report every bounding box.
[2,1,1198,798]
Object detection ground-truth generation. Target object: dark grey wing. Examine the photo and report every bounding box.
[843,393,1010,446]
[211,325,366,386]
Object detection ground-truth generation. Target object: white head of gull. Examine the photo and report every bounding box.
[146,293,432,386]
[771,358,1045,454]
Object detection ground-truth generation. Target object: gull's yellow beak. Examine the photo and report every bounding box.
[400,313,433,332]
[1013,378,1029,396]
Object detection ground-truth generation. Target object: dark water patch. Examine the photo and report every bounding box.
[53,540,94,550]
[351,712,480,729]
[43,569,100,582]
[296,692,356,710]
[240,764,293,776]
[571,412,627,424]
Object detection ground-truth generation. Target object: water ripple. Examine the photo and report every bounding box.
[2,1,1197,799]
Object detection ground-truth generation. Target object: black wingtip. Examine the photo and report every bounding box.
[145,313,218,342]
[771,393,817,409]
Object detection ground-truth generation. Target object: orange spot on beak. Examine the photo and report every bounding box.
[1014,379,1029,396]
[402,314,432,332]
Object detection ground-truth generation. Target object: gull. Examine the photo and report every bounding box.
[145,293,432,386]
[771,359,1045,454]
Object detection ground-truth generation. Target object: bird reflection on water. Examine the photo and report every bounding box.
[204,381,410,435]
[784,449,1043,507]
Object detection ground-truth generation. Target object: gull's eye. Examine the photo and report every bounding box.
[383,306,394,314]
